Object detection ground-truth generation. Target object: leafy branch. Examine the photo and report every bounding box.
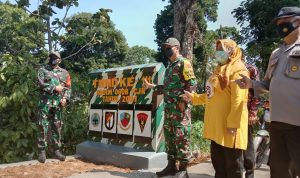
[62,33,98,60]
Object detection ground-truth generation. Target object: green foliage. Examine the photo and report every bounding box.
[154,0,219,65]
[232,0,298,74]
[16,0,79,51]
[191,120,210,153]
[194,0,219,33]
[0,4,44,55]
[60,11,128,72]
[154,4,173,66]
[0,54,39,163]
[0,4,45,163]
[123,46,157,66]
[190,106,210,153]
[61,72,89,154]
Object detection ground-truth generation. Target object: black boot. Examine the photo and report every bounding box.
[54,150,66,161]
[156,158,177,177]
[38,150,46,163]
[174,164,189,178]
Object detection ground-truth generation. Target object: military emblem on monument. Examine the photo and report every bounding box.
[104,112,115,130]
[119,112,131,130]
[89,109,102,132]
[134,110,151,137]
[137,113,148,132]
[91,113,100,126]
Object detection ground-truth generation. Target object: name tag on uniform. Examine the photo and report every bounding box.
[289,46,300,58]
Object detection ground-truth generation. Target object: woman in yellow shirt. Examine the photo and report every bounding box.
[182,39,249,178]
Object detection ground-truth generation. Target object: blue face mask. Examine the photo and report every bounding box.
[215,51,229,65]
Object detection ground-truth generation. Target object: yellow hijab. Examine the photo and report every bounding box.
[208,39,245,90]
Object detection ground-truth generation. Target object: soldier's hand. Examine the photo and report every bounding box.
[180,90,192,102]
[55,84,64,93]
[232,74,253,89]
[142,79,154,90]
[60,98,67,107]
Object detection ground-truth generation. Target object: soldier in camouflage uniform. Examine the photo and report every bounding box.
[37,51,71,163]
[143,37,197,178]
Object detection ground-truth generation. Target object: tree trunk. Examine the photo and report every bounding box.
[173,0,196,61]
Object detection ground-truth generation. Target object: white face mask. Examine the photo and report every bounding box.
[215,51,229,65]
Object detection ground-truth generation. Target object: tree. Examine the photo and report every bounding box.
[60,10,128,73]
[0,2,44,56]
[123,46,156,66]
[0,1,132,163]
[16,0,79,52]
[155,1,242,90]
[154,4,173,66]
[232,0,299,74]
[0,3,45,163]
[156,0,219,61]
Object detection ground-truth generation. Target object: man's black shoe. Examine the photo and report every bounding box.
[156,159,177,177]
[37,150,46,163]
[54,150,66,161]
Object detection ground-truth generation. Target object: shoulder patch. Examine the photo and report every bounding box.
[182,60,196,80]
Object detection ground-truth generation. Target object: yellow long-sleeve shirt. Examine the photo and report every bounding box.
[192,71,249,150]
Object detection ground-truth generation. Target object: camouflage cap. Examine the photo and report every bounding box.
[162,37,180,48]
[49,51,61,59]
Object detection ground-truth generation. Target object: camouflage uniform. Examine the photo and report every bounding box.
[155,56,197,167]
[37,64,71,151]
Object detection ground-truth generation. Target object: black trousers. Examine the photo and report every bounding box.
[211,141,244,178]
[243,125,255,178]
[270,121,300,178]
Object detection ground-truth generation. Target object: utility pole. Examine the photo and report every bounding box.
[219,25,223,39]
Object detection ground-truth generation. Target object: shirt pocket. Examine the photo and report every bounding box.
[285,56,300,79]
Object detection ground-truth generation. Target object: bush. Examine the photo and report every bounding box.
[0,55,39,163]
[191,106,210,153]
[61,72,90,155]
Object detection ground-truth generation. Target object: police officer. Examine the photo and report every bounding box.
[143,37,197,178]
[235,7,300,178]
[37,51,71,163]
[241,50,260,178]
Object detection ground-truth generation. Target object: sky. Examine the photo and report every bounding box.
[26,0,244,50]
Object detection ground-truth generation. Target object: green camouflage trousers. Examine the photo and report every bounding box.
[164,102,192,166]
[37,103,63,151]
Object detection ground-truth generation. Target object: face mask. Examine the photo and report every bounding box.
[277,22,299,38]
[49,56,60,66]
[165,48,174,58]
[215,51,229,65]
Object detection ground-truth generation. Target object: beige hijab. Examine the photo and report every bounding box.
[208,39,245,90]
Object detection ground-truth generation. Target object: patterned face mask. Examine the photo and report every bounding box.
[215,50,229,65]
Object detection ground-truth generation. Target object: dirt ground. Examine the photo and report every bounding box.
[0,159,132,178]
[0,154,209,178]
